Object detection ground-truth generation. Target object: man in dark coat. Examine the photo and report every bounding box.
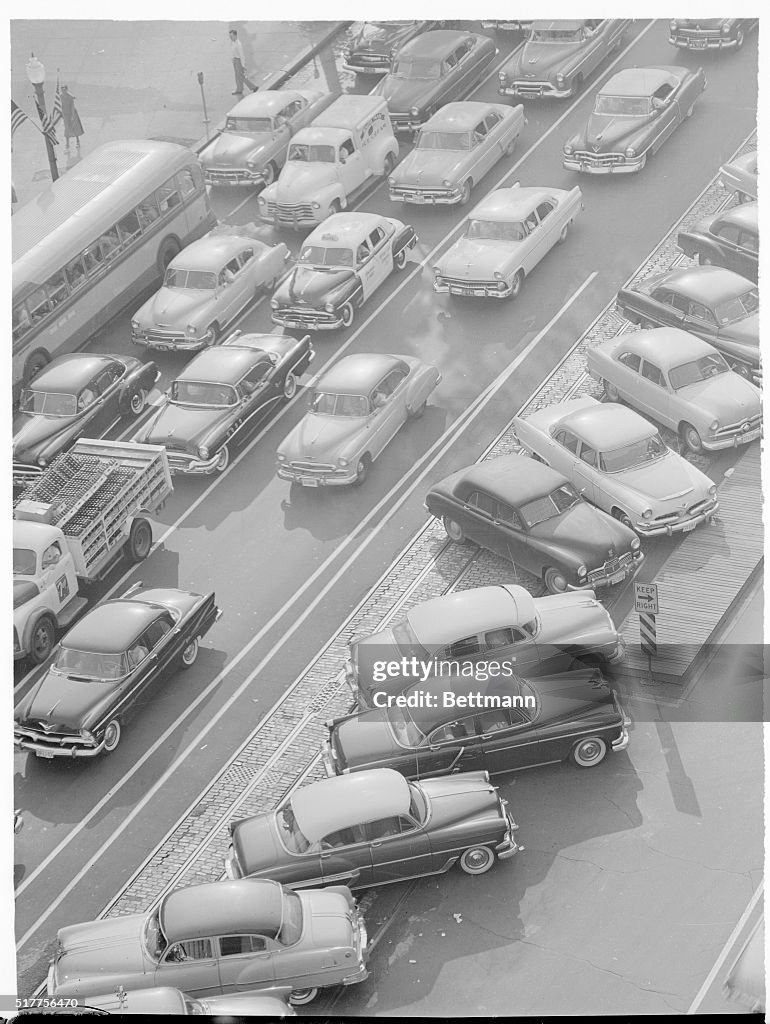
[61,85,84,151]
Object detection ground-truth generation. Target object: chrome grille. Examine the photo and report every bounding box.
[714,414,762,438]
[288,461,336,473]
[572,151,626,167]
[275,307,335,325]
[264,201,315,223]
[586,551,633,584]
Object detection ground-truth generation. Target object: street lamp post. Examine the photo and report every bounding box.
[25,53,59,182]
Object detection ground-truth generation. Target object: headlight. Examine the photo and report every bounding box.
[625,146,636,158]
[410,106,420,117]
[710,419,720,431]
[563,143,574,155]
[198,445,210,460]
[433,267,441,277]
[246,159,258,170]
[494,271,503,280]
[642,509,653,520]
[338,457,349,467]
[709,484,718,499]
[324,302,336,313]
[186,325,198,337]
[556,73,565,86]
[270,299,279,309]
[631,537,641,551]
[311,200,321,210]
[442,179,452,188]
[388,177,395,187]
[498,70,506,81]
[722,22,730,34]
[276,452,286,463]
[80,728,96,744]
[38,456,47,467]
[577,564,587,579]
[670,20,678,31]
[131,320,139,331]
[257,195,266,206]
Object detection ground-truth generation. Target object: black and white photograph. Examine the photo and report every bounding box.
[4,4,766,1018]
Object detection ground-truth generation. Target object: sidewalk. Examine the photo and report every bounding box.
[10,19,344,207]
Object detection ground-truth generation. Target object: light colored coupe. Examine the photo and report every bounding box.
[433,183,583,298]
[719,150,757,203]
[276,352,440,487]
[513,396,719,537]
[388,101,524,205]
[586,328,762,453]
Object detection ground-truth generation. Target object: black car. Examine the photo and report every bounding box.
[323,670,630,780]
[343,21,440,76]
[13,353,159,489]
[669,18,757,51]
[135,331,314,474]
[677,203,758,283]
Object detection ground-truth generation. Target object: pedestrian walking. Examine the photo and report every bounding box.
[229,28,256,96]
[60,85,84,151]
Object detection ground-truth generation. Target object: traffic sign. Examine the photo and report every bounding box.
[639,613,657,657]
[634,582,659,615]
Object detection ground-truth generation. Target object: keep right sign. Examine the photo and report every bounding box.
[634,582,659,615]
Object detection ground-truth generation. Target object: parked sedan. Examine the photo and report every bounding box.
[719,151,758,203]
[276,352,440,487]
[669,18,757,50]
[47,878,368,1007]
[433,184,582,298]
[226,768,520,886]
[131,228,290,352]
[616,266,759,380]
[14,584,221,759]
[388,101,524,206]
[323,669,630,779]
[512,396,719,536]
[78,986,296,1017]
[200,89,336,187]
[677,203,758,282]
[343,21,439,75]
[426,455,643,592]
[373,29,497,133]
[563,65,706,174]
[346,583,625,710]
[498,19,629,99]
[13,353,159,490]
[586,328,762,453]
[270,212,417,330]
[135,332,313,475]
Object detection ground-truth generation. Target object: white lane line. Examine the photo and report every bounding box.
[15,273,597,947]
[686,878,764,1014]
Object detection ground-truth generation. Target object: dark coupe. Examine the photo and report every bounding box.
[373,29,497,133]
[135,332,314,474]
[226,768,520,886]
[343,21,440,75]
[13,353,159,489]
[323,670,630,779]
[677,203,758,283]
[669,19,757,51]
[426,455,642,593]
[14,584,221,759]
[616,266,759,380]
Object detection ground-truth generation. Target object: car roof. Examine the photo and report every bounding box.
[291,125,354,147]
[290,769,410,842]
[559,403,655,448]
[171,235,257,270]
[658,265,755,303]
[227,89,312,117]
[423,101,499,130]
[160,879,284,942]
[318,353,408,394]
[470,186,561,222]
[619,327,717,367]
[600,66,682,97]
[531,19,586,31]
[399,29,476,57]
[407,585,537,647]
[440,455,568,505]
[62,599,168,654]
[715,202,758,231]
[307,212,385,245]
[30,353,118,393]
[177,346,265,384]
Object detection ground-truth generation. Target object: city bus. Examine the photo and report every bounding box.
[12,139,216,397]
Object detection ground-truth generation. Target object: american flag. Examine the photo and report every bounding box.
[11,99,29,137]
[39,76,63,145]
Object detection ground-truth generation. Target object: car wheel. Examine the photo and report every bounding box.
[352,454,371,487]
[603,379,620,402]
[509,269,524,299]
[544,567,569,594]
[443,516,467,543]
[570,735,608,768]
[129,389,146,416]
[698,254,714,267]
[22,350,51,388]
[394,247,408,271]
[681,422,704,454]
[181,637,199,668]
[128,518,153,563]
[503,136,517,157]
[329,199,342,216]
[569,74,583,98]
[157,238,181,275]
[29,614,56,665]
[459,179,472,206]
[261,160,277,186]
[638,317,656,329]
[283,372,297,400]
[612,507,634,531]
[735,29,744,48]
[216,445,230,473]
[205,322,221,346]
[557,221,571,245]
[340,302,355,328]
[102,719,122,754]
[459,845,495,875]
[289,989,319,1007]
[383,152,396,176]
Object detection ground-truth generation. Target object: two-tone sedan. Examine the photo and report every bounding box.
[78,987,296,1017]
[323,669,630,779]
[200,89,336,188]
[563,65,706,174]
[586,329,762,453]
[677,203,758,282]
[226,768,520,886]
[13,353,159,490]
[425,455,643,592]
[276,352,440,487]
[616,266,759,380]
[374,29,497,133]
[669,18,757,51]
[14,583,221,759]
[513,396,719,537]
[270,213,417,331]
[346,583,625,710]
[433,184,582,298]
[343,21,439,75]
[131,228,290,352]
[135,332,314,475]
[497,19,629,99]
[719,151,758,204]
[47,878,368,1007]
[388,101,524,206]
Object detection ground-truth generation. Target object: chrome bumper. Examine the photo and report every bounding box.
[563,155,645,175]
[271,311,343,331]
[499,82,571,99]
[277,465,358,486]
[204,169,269,186]
[566,553,644,592]
[389,187,463,205]
[434,278,510,298]
[131,333,208,353]
[167,451,223,475]
[670,34,739,49]
[612,725,630,752]
[495,813,521,859]
[15,731,107,759]
[702,426,761,451]
[636,501,719,537]
[342,61,389,75]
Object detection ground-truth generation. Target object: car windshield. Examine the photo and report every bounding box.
[277,804,313,854]
[170,381,238,407]
[54,647,128,681]
[359,21,410,38]
[519,484,581,527]
[277,889,303,946]
[13,548,37,575]
[530,27,583,42]
[407,783,429,824]
[163,268,217,290]
[310,391,369,417]
[299,245,355,268]
[392,617,430,658]
[466,219,527,242]
[600,433,668,473]
[143,910,169,960]
[225,116,273,133]
[594,94,650,116]
[288,143,336,162]
[417,130,472,151]
[669,353,730,389]
[19,390,78,416]
[392,58,442,78]
[389,706,426,747]
[713,288,759,324]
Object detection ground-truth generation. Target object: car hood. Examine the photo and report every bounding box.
[392,149,469,187]
[19,670,119,731]
[277,266,355,305]
[143,402,231,449]
[531,503,635,567]
[136,287,205,327]
[679,373,761,419]
[207,132,271,166]
[378,76,433,112]
[13,414,72,459]
[276,162,335,199]
[616,453,707,503]
[584,112,652,152]
[230,814,281,877]
[352,23,400,48]
[535,668,619,725]
[332,714,399,769]
[279,413,364,461]
[720,315,759,346]
[439,237,518,277]
[515,40,582,78]
[54,915,149,991]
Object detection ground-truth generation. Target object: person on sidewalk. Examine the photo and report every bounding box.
[61,85,84,151]
[229,28,256,96]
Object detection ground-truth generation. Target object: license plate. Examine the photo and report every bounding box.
[155,343,170,351]
[739,427,760,443]
[690,39,707,48]
[681,520,697,532]
[300,476,319,487]
[607,569,627,585]
[409,194,425,203]
[36,750,55,759]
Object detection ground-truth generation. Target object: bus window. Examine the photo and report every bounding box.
[46,270,69,309]
[117,210,142,244]
[13,305,32,341]
[97,229,122,262]
[27,286,53,324]
[137,198,160,229]
[176,167,197,197]
[65,255,88,292]
[82,246,106,277]
[157,180,182,214]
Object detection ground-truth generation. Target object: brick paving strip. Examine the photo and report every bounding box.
[103,130,758,918]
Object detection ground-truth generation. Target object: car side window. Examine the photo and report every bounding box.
[446,635,481,658]
[95,362,124,394]
[225,257,241,280]
[321,824,367,848]
[618,351,642,372]
[237,248,255,268]
[239,360,271,395]
[444,52,458,71]
[430,718,474,744]
[652,83,674,104]
[687,301,716,324]
[163,938,214,963]
[715,223,741,245]
[369,226,387,249]
[356,239,372,264]
[484,628,515,649]
[553,429,580,454]
[536,201,555,222]
[340,138,355,161]
[143,615,174,650]
[740,230,758,253]
[41,542,62,568]
[219,934,267,956]
[578,443,598,467]
[475,709,513,734]
[484,112,502,132]
[467,490,497,516]
[640,360,666,387]
[78,377,102,410]
[365,816,407,840]
[494,500,521,528]
[472,120,488,146]
[524,209,539,233]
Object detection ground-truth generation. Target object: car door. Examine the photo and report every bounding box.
[462,490,508,557]
[467,118,491,181]
[535,199,562,258]
[156,936,220,997]
[79,365,124,436]
[715,222,756,279]
[368,366,411,456]
[364,815,434,884]
[683,299,721,344]
[547,427,581,480]
[126,614,176,710]
[337,136,365,193]
[637,358,675,430]
[233,357,280,443]
[572,441,601,505]
[649,83,679,152]
[484,110,510,166]
[494,503,541,576]
[520,204,549,273]
[216,935,275,993]
[358,226,392,299]
[477,708,545,774]
[317,823,375,888]
[650,287,688,329]
[453,38,479,98]
[482,624,541,677]
[415,715,487,777]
